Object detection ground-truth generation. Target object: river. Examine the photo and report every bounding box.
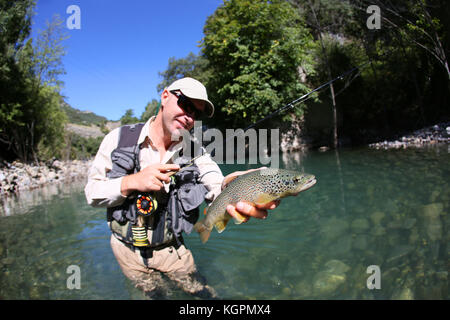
[0,145,448,299]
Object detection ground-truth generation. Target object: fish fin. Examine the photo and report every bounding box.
[254,193,276,206]
[223,175,239,188]
[203,207,208,215]
[194,221,211,244]
[214,219,230,233]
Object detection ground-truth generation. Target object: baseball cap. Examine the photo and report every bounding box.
[166,77,214,118]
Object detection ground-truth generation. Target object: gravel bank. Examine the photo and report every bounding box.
[369,122,450,149]
[0,159,92,196]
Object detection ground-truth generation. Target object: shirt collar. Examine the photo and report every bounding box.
[137,116,184,152]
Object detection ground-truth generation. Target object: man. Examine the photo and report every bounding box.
[85,77,279,297]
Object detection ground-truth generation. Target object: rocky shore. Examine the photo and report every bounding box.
[0,159,92,196]
[369,121,450,149]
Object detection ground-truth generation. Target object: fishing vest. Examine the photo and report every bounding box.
[106,123,208,248]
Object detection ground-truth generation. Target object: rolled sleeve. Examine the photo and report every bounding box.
[84,128,128,208]
[195,153,224,203]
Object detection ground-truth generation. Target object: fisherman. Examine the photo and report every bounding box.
[84,77,280,297]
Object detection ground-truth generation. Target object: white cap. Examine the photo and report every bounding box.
[166,77,214,118]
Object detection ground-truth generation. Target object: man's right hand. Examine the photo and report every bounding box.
[120,163,180,197]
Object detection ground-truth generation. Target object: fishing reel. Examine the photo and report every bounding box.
[132,193,158,247]
[131,175,177,247]
[135,193,158,217]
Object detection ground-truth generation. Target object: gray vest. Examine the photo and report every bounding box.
[106,123,207,247]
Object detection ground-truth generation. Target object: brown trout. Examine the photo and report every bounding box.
[194,168,317,243]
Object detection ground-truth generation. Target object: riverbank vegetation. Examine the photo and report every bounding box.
[1,0,449,164]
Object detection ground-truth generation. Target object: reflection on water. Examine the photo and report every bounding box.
[0,145,448,299]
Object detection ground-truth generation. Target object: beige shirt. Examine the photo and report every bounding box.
[84,117,224,208]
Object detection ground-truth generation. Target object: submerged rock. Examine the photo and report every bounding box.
[370,211,385,225]
[312,260,350,296]
[391,287,414,300]
[386,245,414,266]
[422,203,444,241]
[351,218,370,232]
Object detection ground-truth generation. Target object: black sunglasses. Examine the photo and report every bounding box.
[170,90,203,119]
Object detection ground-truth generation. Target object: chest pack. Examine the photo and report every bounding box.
[106,123,207,248]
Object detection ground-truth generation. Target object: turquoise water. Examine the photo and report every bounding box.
[0,145,448,299]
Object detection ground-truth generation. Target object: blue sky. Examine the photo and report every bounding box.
[31,0,222,121]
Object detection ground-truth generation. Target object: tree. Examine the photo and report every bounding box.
[120,109,139,125]
[201,0,316,129]
[157,52,211,93]
[0,2,68,162]
[140,99,160,122]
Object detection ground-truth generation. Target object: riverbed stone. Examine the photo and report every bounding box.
[312,272,346,296]
[422,203,444,241]
[385,245,414,266]
[295,279,313,298]
[391,287,414,300]
[370,211,385,225]
[311,259,350,296]
[351,218,370,233]
[323,259,350,275]
[321,216,349,240]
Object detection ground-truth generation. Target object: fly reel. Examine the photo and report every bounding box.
[135,193,158,216]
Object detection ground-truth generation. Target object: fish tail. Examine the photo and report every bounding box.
[194,221,211,244]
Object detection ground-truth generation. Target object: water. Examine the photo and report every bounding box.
[0,146,448,299]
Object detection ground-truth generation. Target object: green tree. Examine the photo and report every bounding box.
[120,109,139,125]
[0,2,68,162]
[140,99,160,122]
[201,0,316,129]
[157,52,211,93]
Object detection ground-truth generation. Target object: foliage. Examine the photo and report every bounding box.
[61,102,107,126]
[201,0,316,129]
[157,52,211,93]
[0,0,68,162]
[66,134,103,160]
[120,108,139,125]
[140,99,160,122]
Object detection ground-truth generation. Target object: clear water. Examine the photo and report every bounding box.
[0,145,448,299]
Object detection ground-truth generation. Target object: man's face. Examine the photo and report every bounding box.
[160,89,205,134]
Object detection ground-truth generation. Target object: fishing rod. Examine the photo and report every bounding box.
[243,59,372,132]
[176,57,374,167]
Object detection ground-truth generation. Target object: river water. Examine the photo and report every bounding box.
[0,145,448,299]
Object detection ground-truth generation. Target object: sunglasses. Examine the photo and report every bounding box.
[170,90,204,119]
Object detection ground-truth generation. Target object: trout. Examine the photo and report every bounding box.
[194,168,317,243]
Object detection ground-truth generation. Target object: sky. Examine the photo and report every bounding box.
[31,0,223,121]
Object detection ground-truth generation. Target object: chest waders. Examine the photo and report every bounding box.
[106,123,207,254]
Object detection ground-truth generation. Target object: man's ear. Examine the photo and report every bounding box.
[160,89,170,109]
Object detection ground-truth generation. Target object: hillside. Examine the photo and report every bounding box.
[62,102,120,138]
[61,101,108,126]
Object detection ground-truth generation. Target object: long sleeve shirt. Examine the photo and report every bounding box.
[84,117,224,208]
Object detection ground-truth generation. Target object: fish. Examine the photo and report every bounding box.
[193,168,317,243]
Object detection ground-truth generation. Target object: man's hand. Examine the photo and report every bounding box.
[222,167,281,223]
[121,163,180,196]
